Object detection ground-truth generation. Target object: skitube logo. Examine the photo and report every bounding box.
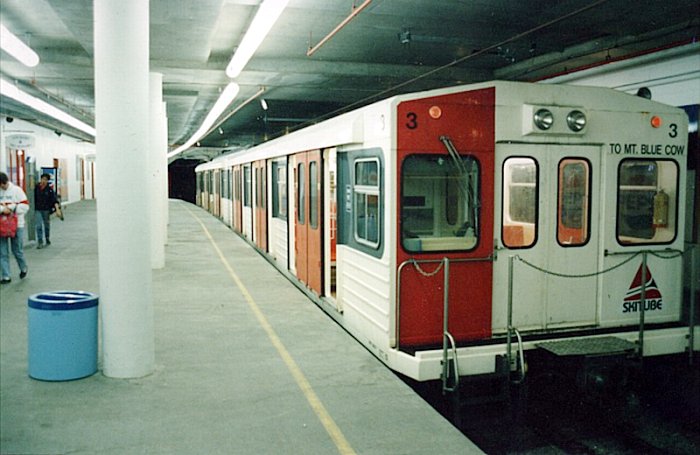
[623,264,663,313]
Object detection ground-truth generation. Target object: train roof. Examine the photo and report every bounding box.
[195,80,685,172]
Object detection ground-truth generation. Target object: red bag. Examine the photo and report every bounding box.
[0,214,18,238]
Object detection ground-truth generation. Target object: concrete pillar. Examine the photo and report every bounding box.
[160,101,169,244]
[149,73,165,269]
[94,0,154,378]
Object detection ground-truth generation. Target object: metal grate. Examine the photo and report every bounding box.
[536,336,637,357]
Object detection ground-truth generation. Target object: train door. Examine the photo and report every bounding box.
[242,164,253,239]
[233,165,242,232]
[493,144,600,332]
[213,169,220,217]
[323,148,338,301]
[253,159,268,251]
[232,166,240,232]
[79,157,85,199]
[294,150,323,295]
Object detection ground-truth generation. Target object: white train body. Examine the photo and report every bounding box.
[196,80,697,382]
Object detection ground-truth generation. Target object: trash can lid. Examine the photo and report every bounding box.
[28,291,98,310]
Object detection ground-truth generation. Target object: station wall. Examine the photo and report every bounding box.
[1,116,96,205]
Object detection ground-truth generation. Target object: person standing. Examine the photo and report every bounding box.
[34,173,59,248]
[0,172,29,284]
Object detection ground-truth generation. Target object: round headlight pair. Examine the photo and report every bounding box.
[534,109,554,130]
[567,110,586,132]
[533,109,587,132]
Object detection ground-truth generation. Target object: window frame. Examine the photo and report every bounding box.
[297,163,305,225]
[501,156,539,249]
[400,153,481,253]
[353,157,381,248]
[556,157,592,248]
[615,158,679,246]
[271,160,287,220]
[243,165,251,207]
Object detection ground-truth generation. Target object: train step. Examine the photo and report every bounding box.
[535,336,637,357]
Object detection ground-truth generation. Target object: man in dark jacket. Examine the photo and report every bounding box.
[34,173,59,249]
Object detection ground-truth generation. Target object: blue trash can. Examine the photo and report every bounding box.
[28,291,98,381]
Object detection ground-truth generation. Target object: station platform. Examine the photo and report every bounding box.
[0,200,482,454]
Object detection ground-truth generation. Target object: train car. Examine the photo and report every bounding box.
[195,81,697,392]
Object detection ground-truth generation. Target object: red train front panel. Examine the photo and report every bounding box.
[396,88,495,347]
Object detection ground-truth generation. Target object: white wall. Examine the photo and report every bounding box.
[542,42,700,107]
[1,116,95,204]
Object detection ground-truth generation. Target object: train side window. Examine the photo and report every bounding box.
[502,157,538,249]
[234,168,240,201]
[309,161,319,229]
[297,163,306,224]
[617,159,678,245]
[243,166,251,207]
[272,161,287,220]
[354,159,380,247]
[256,167,261,208]
[557,158,591,246]
[401,154,479,252]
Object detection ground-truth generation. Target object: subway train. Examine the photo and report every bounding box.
[195,80,696,392]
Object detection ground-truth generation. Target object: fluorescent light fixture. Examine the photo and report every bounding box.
[225,0,289,78]
[0,24,39,67]
[168,82,240,158]
[0,78,95,137]
[260,98,268,110]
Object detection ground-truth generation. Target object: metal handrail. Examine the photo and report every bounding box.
[442,330,460,393]
[689,244,697,366]
[513,246,694,362]
[638,252,647,358]
[395,255,493,349]
[511,327,526,384]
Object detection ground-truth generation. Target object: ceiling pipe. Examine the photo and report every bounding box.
[307,0,372,57]
[533,38,696,82]
[204,86,266,138]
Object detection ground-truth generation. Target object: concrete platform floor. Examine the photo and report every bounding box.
[0,199,482,454]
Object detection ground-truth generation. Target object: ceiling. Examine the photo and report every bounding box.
[1,0,698,161]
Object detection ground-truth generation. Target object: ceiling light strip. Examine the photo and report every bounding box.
[226,0,289,78]
[0,78,95,137]
[0,24,39,67]
[204,86,266,139]
[168,82,240,158]
[306,0,372,57]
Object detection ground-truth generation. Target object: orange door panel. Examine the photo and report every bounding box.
[233,165,242,232]
[294,150,323,295]
[295,155,308,285]
[306,150,322,294]
[254,160,268,251]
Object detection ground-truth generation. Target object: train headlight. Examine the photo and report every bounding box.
[567,110,587,132]
[534,108,554,130]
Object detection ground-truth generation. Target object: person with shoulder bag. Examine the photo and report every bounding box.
[0,172,29,283]
[34,173,60,248]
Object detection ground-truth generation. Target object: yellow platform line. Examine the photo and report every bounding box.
[187,208,356,455]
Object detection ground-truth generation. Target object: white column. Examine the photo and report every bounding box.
[149,73,165,269]
[160,101,169,244]
[94,0,154,378]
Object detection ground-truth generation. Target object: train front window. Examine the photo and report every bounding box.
[401,154,479,252]
[617,159,678,244]
[502,157,538,249]
[557,158,591,246]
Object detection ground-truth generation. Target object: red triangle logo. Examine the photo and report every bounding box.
[624,264,662,301]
